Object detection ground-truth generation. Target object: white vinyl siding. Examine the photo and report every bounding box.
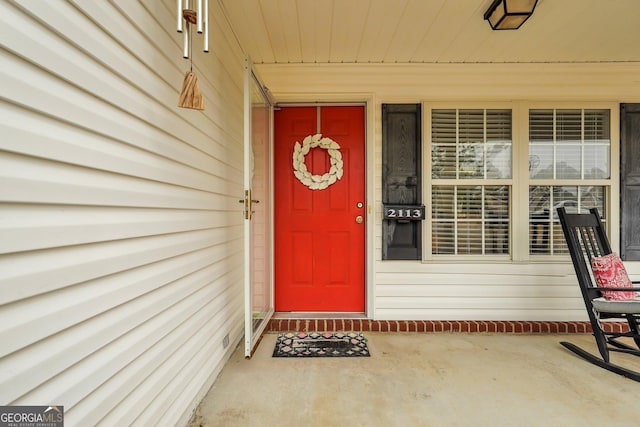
[1,1,244,426]
[373,262,586,320]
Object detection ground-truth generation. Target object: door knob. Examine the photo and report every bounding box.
[355,215,363,224]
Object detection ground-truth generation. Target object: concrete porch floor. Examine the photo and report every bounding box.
[188,333,640,427]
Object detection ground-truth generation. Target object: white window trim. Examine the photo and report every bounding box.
[422,101,619,264]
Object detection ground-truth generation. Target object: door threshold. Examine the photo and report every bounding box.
[273,312,367,320]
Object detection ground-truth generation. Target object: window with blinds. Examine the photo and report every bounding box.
[529,109,610,180]
[528,109,610,255]
[432,109,512,180]
[426,104,613,261]
[529,185,606,255]
[431,109,512,256]
[432,185,510,255]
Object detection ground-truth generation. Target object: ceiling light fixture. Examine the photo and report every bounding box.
[484,0,538,30]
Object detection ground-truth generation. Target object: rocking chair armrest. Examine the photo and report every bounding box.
[586,287,640,300]
[594,287,640,292]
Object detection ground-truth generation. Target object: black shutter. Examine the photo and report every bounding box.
[620,103,640,260]
[382,104,422,260]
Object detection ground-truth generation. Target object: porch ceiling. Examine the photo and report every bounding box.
[219,0,640,64]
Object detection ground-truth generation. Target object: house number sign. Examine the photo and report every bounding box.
[383,205,425,220]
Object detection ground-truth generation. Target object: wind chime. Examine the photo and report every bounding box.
[177,0,208,110]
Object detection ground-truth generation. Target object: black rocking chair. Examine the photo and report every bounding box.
[557,207,640,381]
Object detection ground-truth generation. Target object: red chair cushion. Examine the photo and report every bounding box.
[591,253,635,301]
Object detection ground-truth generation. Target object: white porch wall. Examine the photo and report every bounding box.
[257,62,640,321]
[0,1,244,426]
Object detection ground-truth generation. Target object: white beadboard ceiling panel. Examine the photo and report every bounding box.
[219,0,640,64]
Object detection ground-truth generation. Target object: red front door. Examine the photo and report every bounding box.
[274,106,365,312]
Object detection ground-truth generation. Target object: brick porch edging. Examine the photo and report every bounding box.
[267,319,630,334]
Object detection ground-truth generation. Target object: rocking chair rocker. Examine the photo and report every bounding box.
[557,207,640,381]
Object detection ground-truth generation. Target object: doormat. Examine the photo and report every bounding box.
[272,332,370,357]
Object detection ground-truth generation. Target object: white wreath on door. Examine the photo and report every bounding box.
[292,134,343,190]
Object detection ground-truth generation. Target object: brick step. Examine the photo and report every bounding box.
[267,319,629,334]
